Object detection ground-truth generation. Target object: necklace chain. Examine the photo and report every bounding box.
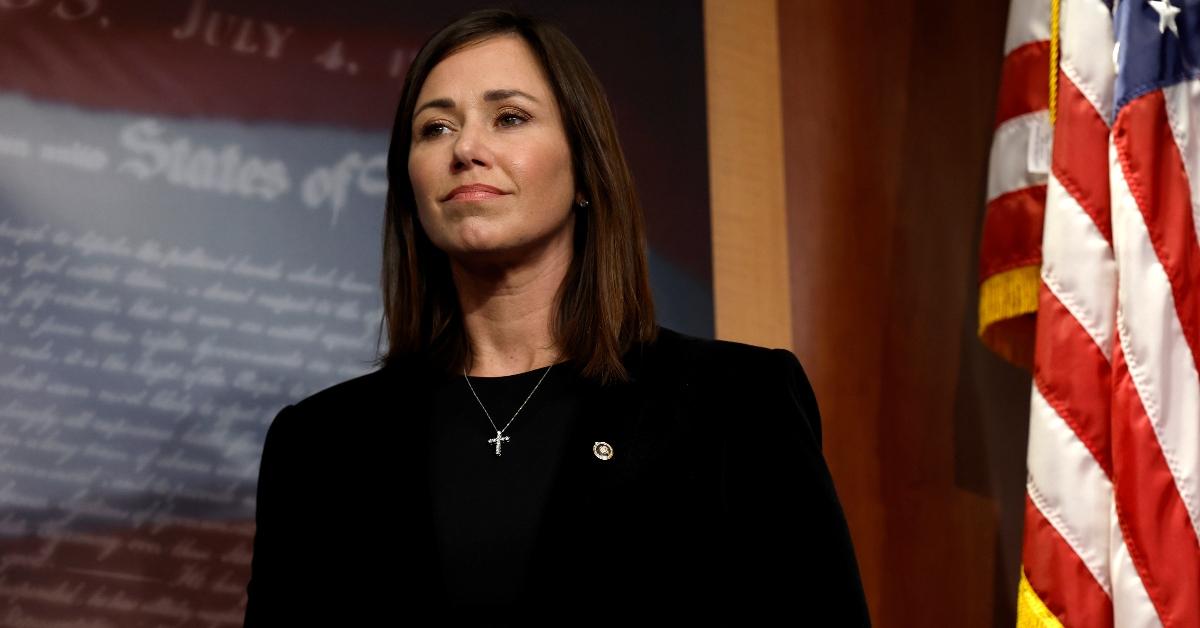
[463,360,556,455]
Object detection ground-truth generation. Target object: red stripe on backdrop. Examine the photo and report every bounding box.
[979,185,1046,280]
[1022,495,1114,627]
[994,40,1052,128]
[1033,282,1113,476]
[1111,341,1200,628]
[1051,72,1114,246]
[0,2,423,129]
[1113,91,1200,380]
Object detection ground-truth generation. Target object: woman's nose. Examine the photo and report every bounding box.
[451,124,492,171]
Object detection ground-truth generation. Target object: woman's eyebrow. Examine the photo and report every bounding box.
[414,89,540,119]
[483,88,538,103]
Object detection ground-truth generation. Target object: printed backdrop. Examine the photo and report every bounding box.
[0,1,711,625]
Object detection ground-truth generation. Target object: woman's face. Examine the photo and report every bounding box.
[408,35,576,268]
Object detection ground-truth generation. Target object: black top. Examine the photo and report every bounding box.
[243,327,870,627]
[428,361,580,609]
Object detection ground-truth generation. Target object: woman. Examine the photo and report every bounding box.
[244,8,868,626]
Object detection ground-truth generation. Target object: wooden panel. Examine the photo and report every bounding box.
[703,0,792,349]
[777,2,914,621]
[706,1,1027,625]
[776,0,1023,626]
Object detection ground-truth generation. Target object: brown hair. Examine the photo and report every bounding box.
[377,8,657,385]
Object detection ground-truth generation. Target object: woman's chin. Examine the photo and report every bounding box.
[439,220,572,269]
[454,231,510,255]
[448,237,524,266]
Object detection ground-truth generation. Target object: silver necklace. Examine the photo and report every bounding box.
[463,361,555,456]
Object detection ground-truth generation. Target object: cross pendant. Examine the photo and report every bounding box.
[488,430,510,456]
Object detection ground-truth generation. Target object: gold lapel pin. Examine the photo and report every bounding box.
[593,441,614,461]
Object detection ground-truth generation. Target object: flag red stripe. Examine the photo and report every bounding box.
[1111,342,1200,628]
[1051,71,1113,246]
[1022,495,1115,627]
[980,185,1046,280]
[995,40,1052,128]
[1033,282,1113,477]
[1113,92,1200,381]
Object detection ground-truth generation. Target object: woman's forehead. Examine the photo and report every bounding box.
[417,35,553,106]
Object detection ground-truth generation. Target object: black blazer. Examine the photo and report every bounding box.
[243,326,870,626]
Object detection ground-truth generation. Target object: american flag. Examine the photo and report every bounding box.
[981,0,1052,368]
[984,0,1200,625]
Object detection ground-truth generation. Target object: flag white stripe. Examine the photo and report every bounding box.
[1041,173,1117,360]
[1005,0,1053,55]
[1109,501,1163,628]
[987,111,1051,202]
[1059,0,1115,123]
[1027,384,1114,595]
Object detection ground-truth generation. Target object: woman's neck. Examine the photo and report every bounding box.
[451,248,570,377]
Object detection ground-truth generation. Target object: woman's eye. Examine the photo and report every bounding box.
[497,111,530,127]
[419,122,449,138]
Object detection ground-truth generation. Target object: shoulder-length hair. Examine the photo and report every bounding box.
[378,8,657,385]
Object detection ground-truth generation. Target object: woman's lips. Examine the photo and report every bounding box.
[448,189,506,201]
[444,184,508,202]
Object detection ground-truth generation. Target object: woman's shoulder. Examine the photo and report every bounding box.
[650,325,808,381]
[650,325,821,443]
[290,365,394,412]
[260,364,403,446]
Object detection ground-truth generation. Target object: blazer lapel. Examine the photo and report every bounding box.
[360,357,445,602]
[522,333,690,599]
